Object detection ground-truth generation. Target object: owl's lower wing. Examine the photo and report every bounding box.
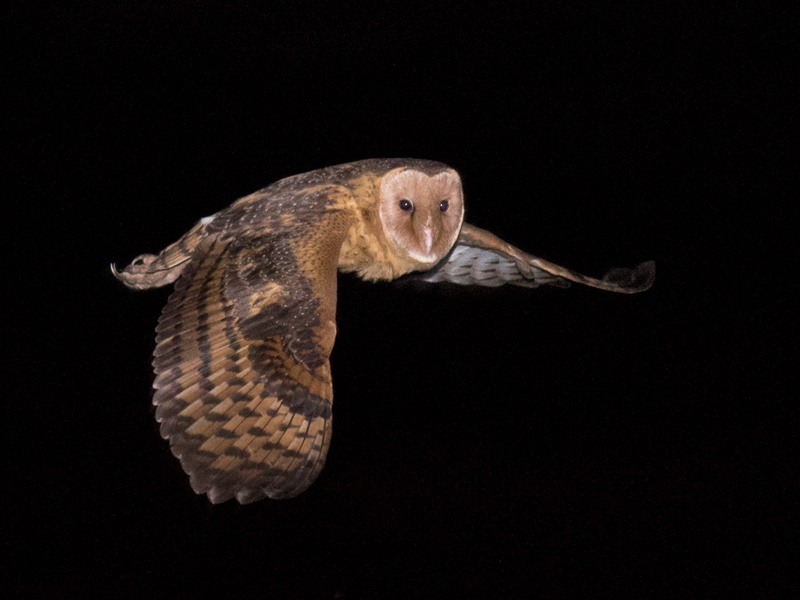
[152,228,340,503]
[422,223,655,293]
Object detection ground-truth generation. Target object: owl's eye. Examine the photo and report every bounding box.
[439,200,449,212]
[398,199,413,212]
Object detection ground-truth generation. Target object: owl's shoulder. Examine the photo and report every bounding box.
[204,175,359,238]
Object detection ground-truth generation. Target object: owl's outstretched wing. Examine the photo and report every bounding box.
[117,186,354,504]
[422,223,655,293]
[150,232,335,503]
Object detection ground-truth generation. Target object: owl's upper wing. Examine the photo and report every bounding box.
[421,222,655,293]
[150,204,349,503]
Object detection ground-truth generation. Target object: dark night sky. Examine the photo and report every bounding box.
[8,2,796,598]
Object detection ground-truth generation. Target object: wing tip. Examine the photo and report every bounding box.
[603,260,656,293]
[631,260,656,292]
[198,482,311,504]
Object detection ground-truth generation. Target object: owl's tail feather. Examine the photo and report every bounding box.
[112,220,211,290]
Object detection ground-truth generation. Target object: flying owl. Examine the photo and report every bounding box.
[113,158,654,504]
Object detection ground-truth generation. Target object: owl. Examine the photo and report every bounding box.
[113,158,654,504]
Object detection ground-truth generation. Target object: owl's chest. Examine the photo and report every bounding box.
[337,219,422,282]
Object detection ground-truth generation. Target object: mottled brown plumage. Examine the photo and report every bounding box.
[113,158,655,503]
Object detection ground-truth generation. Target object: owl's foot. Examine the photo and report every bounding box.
[111,254,184,290]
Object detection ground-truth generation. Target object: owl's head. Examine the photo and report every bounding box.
[378,167,465,267]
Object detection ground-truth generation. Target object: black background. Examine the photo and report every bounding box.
[8,2,796,598]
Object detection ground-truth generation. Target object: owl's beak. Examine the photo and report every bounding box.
[421,225,434,254]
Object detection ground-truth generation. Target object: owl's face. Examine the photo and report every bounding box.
[378,168,465,267]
